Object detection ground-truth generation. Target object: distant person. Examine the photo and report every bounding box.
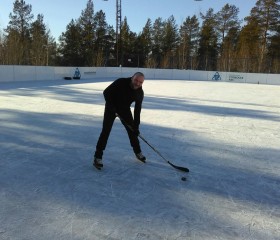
[93,72,146,170]
[73,68,81,79]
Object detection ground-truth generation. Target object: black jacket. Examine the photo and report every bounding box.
[103,77,144,127]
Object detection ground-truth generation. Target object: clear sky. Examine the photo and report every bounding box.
[1,0,256,41]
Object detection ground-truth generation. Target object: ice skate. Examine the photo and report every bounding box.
[135,152,146,163]
[93,157,103,170]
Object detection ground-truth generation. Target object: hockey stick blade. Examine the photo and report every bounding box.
[137,134,189,173]
[167,161,189,172]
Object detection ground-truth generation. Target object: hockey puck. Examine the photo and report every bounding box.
[181,177,186,181]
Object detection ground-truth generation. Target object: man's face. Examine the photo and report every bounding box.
[131,75,144,89]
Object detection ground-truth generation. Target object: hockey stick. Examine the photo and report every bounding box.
[116,113,189,172]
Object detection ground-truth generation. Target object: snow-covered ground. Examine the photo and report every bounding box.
[0,79,279,240]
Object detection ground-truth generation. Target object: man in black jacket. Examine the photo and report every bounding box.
[93,72,146,169]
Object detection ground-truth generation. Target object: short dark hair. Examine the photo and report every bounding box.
[132,72,145,78]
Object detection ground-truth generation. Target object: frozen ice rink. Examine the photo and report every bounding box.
[1,79,280,240]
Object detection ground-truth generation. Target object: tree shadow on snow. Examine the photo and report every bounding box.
[0,81,279,239]
[144,95,280,122]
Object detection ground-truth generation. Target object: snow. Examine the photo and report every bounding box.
[0,79,280,240]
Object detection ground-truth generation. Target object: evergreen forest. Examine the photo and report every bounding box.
[0,0,280,73]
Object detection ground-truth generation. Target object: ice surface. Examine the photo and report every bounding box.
[0,79,280,240]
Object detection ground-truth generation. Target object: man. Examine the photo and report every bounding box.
[93,72,146,170]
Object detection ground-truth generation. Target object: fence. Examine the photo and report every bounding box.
[0,65,280,85]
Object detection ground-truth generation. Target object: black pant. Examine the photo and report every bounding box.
[95,105,141,159]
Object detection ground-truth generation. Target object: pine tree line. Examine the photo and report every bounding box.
[0,0,280,73]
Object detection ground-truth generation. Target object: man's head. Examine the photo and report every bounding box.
[131,72,145,90]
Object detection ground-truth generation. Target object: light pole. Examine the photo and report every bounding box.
[103,0,122,66]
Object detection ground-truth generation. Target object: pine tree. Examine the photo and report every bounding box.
[246,0,280,72]
[236,16,261,72]
[161,15,179,68]
[58,19,83,66]
[220,27,239,71]
[30,14,56,66]
[138,18,152,67]
[79,0,95,66]
[120,17,138,67]
[0,28,4,64]
[267,25,280,72]
[94,10,109,66]
[151,17,164,68]
[5,0,34,64]
[198,8,218,70]
[216,4,241,71]
[179,15,200,69]
[216,4,240,44]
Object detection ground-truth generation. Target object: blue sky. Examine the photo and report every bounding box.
[1,0,256,41]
